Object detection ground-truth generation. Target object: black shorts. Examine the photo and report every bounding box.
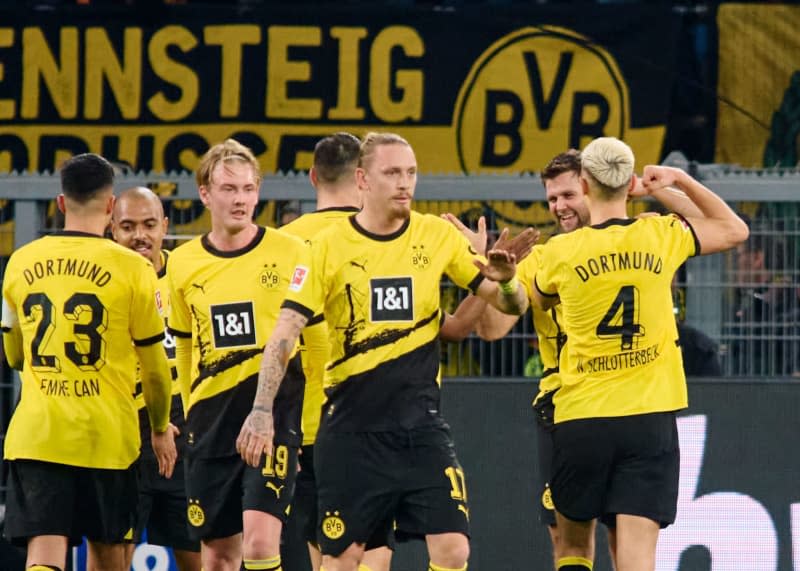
[551,411,680,527]
[185,444,299,541]
[4,459,137,547]
[533,390,556,527]
[314,426,469,557]
[290,444,318,545]
[135,457,200,552]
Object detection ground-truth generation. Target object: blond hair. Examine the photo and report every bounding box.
[196,138,262,188]
[581,137,634,192]
[358,132,411,169]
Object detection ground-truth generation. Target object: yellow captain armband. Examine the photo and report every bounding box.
[498,276,519,295]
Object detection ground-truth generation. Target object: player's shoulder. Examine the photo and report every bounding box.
[167,235,204,262]
[282,208,358,240]
[266,226,309,249]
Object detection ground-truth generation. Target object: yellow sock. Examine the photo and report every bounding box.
[243,555,282,570]
[428,563,467,571]
[557,555,593,570]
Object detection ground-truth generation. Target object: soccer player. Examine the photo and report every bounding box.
[111,187,201,571]
[280,132,393,571]
[282,132,501,571]
[167,139,309,571]
[237,132,534,571]
[1,153,177,571]
[532,137,748,571]
[447,149,707,568]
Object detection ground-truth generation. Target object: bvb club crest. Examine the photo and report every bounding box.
[259,263,280,289]
[411,244,430,269]
[187,499,205,527]
[321,510,346,539]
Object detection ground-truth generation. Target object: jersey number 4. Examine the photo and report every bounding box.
[23,292,108,372]
[596,285,644,351]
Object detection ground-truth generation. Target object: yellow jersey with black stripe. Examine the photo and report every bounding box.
[536,215,699,423]
[516,246,567,402]
[2,231,166,469]
[133,250,187,460]
[283,211,483,433]
[281,207,359,446]
[167,226,309,458]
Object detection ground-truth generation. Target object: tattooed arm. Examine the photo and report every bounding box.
[237,307,309,467]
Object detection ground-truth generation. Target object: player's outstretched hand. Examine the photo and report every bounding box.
[442,213,488,255]
[496,226,539,263]
[474,228,519,282]
[152,423,179,479]
[236,408,274,468]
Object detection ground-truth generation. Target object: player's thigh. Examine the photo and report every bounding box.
[551,418,615,522]
[5,460,81,545]
[314,432,397,557]
[395,427,470,540]
[185,455,246,541]
[242,441,299,524]
[147,459,201,552]
[534,415,557,527]
[605,412,680,527]
[291,444,319,544]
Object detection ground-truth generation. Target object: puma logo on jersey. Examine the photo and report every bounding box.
[266,481,285,498]
[191,281,207,293]
[350,260,367,271]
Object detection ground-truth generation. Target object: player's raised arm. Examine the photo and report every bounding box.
[474,227,537,315]
[237,307,309,468]
[641,165,749,253]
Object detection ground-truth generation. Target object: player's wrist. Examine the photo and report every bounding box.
[498,275,519,295]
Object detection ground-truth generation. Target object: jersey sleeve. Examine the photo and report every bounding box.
[661,213,700,262]
[516,246,542,302]
[130,259,167,346]
[443,223,484,293]
[166,256,192,338]
[281,238,318,320]
[534,240,561,297]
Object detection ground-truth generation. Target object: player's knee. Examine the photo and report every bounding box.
[428,534,469,568]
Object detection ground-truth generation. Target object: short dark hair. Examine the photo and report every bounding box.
[60,153,115,203]
[313,132,361,184]
[541,149,581,186]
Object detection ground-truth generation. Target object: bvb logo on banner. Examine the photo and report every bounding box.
[454,26,630,174]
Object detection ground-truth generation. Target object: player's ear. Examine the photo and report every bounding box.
[106,195,115,215]
[309,166,319,189]
[355,167,369,191]
[198,185,210,208]
[56,194,66,214]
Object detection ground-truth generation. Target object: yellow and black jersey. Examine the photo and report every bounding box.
[2,232,166,469]
[281,207,359,446]
[133,250,187,460]
[517,246,567,402]
[535,215,699,423]
[283,211,484,432]
[167,226,309,458]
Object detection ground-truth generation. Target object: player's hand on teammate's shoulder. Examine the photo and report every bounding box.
[236,407,275,468]
[152,423,179,479]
